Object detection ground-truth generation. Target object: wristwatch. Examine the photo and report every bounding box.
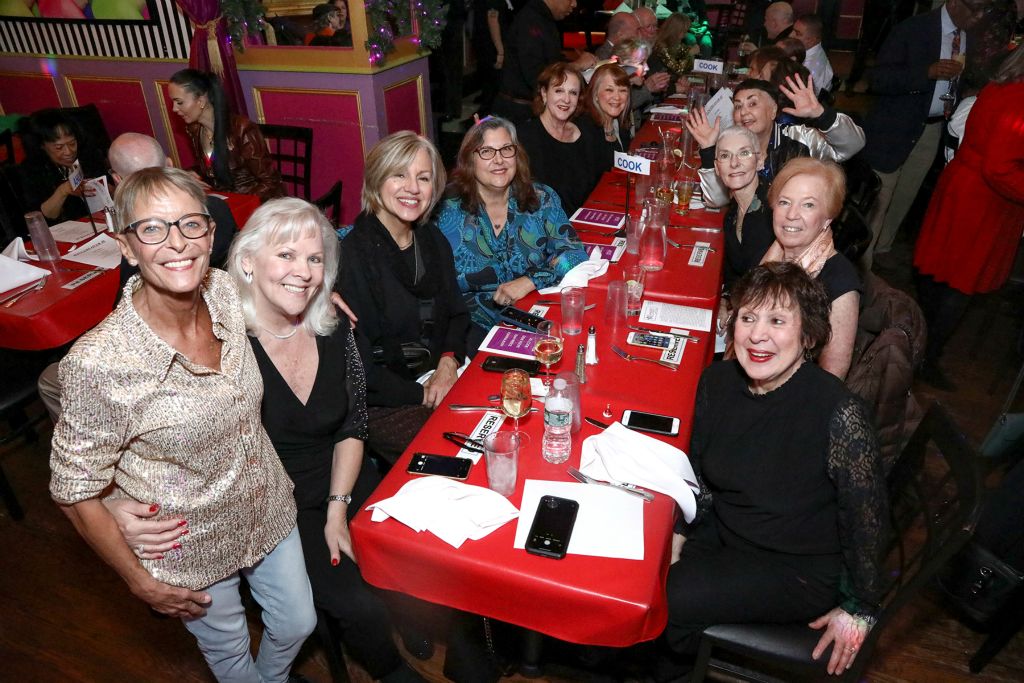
[326,494,352,505]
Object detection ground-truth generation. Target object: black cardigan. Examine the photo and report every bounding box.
[336,211,469,407]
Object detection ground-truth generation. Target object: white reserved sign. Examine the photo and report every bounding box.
[613,151,651,176]
[693,58,724,75]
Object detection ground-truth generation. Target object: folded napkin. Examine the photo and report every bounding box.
[0,253,48,295]
[2,237,36,262]
[649,105,685,115]
[537,251,609,294]
[367,476,519,548]
[580,422,700,522]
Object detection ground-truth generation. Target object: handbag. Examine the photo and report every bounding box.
[939,540,1024,624]
[371,341,432,377]
[981,360,1024,459]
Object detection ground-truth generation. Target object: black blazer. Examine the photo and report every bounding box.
[861,7,943,173]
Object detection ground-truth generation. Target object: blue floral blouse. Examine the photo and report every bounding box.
[437,184,588,330]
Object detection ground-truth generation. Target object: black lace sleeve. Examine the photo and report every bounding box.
[336,325,369,442]
[826,395,888,615]
[676,371,714,533]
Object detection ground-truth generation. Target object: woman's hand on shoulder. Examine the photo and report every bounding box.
[809,606,871,675]
[324,505,356,566]
[330,291,359,329]
[493,276,536,307]
[103,497,188,561]
[423,355,460,409]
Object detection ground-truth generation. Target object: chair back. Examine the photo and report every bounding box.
[61,103,112,158]
[0,164,26,244]
[0,129,14,165]
[258,123,313,200]
[314,179,343,228]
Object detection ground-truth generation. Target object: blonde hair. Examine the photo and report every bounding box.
[768,157,846,218]
[361,131,446,223]
[227,197,340,337]
[112,167,207,233]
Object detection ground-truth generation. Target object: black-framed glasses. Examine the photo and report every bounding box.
[125,213,212,245]
[475,144,517,160]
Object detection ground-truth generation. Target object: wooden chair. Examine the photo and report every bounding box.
[314,180,343,227]
[258,123,314,200]
[691,402,983,682]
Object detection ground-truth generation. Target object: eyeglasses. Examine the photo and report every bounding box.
[125,213,212,245]
[715,149,757,163]
[475,144,517,160]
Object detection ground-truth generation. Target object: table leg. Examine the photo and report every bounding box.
[519,629,544,678]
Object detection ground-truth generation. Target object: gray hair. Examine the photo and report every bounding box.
[716,125,761,153]
[227,197,340,337]
[111,167,207,233]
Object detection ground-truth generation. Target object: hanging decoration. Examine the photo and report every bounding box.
[364,0,448,65]
[219,0,269,51]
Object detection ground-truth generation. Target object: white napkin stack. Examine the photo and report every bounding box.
[580,422,701,522]
[367,477,519,548]
[0,253,48,295]
[537,250,609,294]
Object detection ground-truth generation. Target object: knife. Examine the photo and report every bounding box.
[586,417,611,429]
[449,404,539,413]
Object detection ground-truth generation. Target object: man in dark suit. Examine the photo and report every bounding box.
[861,0,987,268]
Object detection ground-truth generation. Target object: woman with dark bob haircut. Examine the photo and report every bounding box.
[659,262,887,679]
[438,116,587,350]
[18,108,107,223]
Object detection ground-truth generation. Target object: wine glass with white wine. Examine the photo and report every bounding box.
[500,368,533,438]
[534,320,564,388]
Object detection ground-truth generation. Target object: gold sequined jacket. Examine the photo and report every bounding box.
[50,269,297,590]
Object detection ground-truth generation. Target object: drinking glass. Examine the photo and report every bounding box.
[534,320,564,387]
[484,431,519,496]
[500,368,532,436]
[624,265,645,316]
[674,179,697,216]
[560,287,586,336]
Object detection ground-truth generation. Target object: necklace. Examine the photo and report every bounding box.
[260,323,298,340]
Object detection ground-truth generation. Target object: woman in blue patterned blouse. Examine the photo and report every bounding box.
[437,116,588,350]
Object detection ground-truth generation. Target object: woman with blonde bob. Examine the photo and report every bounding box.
[336,131,468,465]
[111,195,427,682]
[761,157,860,379]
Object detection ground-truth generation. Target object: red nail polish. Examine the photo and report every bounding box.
[331,558,339,566]
[180,529,189,535]
[177,519,188,527]
[149,504,159,513]
[156,554,165,559]
[173,543,182,550]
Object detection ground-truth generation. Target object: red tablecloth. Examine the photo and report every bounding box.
[0,191,261,351]
[351,132,723,645]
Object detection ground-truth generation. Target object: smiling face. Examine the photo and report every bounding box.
[595,72,629,121]
[732,88,778,137]
[168,82,208,126]
[472,127,517,196]
[733,296,806,394]
[772,173,832,257]
[714,133,762,191]
[377,147,435,230]
[242,230,325,324]
[542,72,581,123]
[116,185,214,297]
[42,127,78,168]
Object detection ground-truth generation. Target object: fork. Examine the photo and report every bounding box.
[567,466,654,502]
[611,344,678,371]
[1,277,48,308]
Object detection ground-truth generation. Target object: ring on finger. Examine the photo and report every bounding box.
[137,543,145,555]
[846,646,856,653]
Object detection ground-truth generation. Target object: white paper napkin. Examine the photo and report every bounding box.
[649,105,685,115]
[580,422,700,522]
[2,237,37,262]
[367,477,519,548]
[537,251,609,294]
[0,253,48,294]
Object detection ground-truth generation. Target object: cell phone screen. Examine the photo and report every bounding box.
[526,495,579,559]
[407,453,473,479]
[623,411,678,435]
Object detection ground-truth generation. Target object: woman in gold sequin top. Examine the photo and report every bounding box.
[48,167,315,683]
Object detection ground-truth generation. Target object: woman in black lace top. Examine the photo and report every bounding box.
[661,263,887,678]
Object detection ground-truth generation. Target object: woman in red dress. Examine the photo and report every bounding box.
[913,47,1024,389]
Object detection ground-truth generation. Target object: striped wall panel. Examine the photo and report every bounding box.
[0,0,191,60]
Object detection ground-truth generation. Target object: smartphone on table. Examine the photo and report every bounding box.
[407,453,473,480]
[621,410,681,437]
[525,495,579,559]
[626,331,674,349]
[482,355,542,375]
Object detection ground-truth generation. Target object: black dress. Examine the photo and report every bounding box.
[250,326,404,678]
[664,360,887,658]
[577,115,633,179]
[722,184,774,293]
[516,117,601,217]
[17,148,106,225]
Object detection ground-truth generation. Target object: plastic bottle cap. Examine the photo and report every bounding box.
[553,378,567,391]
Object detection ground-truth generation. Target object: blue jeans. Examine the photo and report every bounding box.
[183,527,316,683]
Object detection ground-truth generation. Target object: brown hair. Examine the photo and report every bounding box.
[768,157,846,219]
[748,46,787,80]
[448,116,539,214]
[580,63,634,131]
[775,37,806,63]
[532,62,583,117]
[729,262,832,358]
[653,12,692,53]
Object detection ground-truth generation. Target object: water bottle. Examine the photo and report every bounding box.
[542,378,573,464]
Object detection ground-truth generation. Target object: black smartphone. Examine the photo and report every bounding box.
[482,355,542,375]
[525,495,579,559]
[621,410,681,437]
[499,306,546,332]
[407,453,473,480]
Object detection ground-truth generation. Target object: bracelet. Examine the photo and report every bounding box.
[327,494,352,505]
[852,612,877,629]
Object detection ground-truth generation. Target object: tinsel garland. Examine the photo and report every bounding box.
[655,45,694,79]
[364,0,448,64]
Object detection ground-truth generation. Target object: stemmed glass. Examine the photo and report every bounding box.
[940,53,967,104]
[500,368,532,438]
[534,320,564,388]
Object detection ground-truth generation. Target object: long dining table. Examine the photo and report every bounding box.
[349,114,726,661]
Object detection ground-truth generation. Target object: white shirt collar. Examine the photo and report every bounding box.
[940,4,956,36]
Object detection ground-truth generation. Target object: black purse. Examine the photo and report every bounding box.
[939,540,1024,624]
